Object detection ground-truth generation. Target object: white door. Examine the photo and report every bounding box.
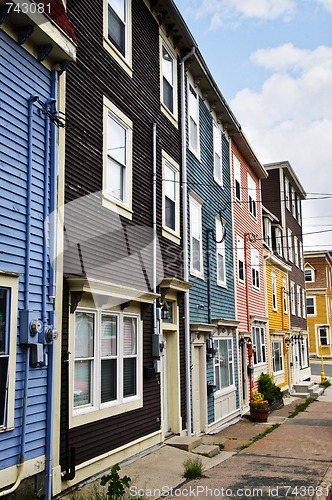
[292,342,300,383]
[161,334,169,436]
[191,345,206,434]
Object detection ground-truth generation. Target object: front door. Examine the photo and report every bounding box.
[292,341,300,383]
[192,345,206,434]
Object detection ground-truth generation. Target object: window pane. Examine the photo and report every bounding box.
[107,157,124,201]
[0,288,8,355]
[75,312,94,358]
[162,46,173,84]
[108,116,126,165]
[109,0,125,20]
[123,358,136,397]
[189,118,198,150]
[165,197,176,230]
[74,360,91,407]
[192,237,201,272]
[214,153,221,182]
[218,254,225,282]
[165,164,176,200]
[163,78,173,113]
[0,357,9,426]
[123,317,137,355]
[101,315,117,357]
[108,5,125,55]
[101,359,117,403]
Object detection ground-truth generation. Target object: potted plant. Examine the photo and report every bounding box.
[250,391,269,422]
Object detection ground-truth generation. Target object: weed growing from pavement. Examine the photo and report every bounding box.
[183,457,205,479]
[288,397,316,418]
[323,379,331,388]
[240,424,280,450]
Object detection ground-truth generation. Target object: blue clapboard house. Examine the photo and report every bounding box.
[0,5,75,498]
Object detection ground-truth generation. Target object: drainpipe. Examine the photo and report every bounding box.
[206,229,213,324]
[45,70,58,500]
[180,45,196,436]
[0,95,38,498]
[152,123,159,372]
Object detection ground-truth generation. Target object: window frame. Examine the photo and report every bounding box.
[237,235,245,283]
[233,154,241,202]
[103,0,132,77]
[318,326,329,346]
[290,281,295,315]
[275,227,283,257]
[282,277,288,314]
[287,228,293,262]
[189,195,204,279]
[306,296,316,316]
[159,36,178,126]
[252,325,266,366]
[213,337,235,393]
[272,339,283,374]
[71,307,142,427]
[251,246,260,290]
[0,275,18,432]
[188,83,200,158]
[216,217,226,287]
[213,122,222,186]
[305,268,315,282]
[297,285,301,318]
[103,97,133,219]
[294,236,299,267]
[285,177,290,210]
[291,186,296,218]
[272,272,277,311]
[162,151,180,244]
[247,174,257,219]
[264,218,272,248]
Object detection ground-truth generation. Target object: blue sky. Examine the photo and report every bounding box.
[174,0,332,251]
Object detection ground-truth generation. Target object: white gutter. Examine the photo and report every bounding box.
[180,46,196,436]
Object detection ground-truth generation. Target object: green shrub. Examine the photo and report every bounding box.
[324,379,331,388]
[258,373,282,404]
[183,457,205,480]
[100,464,131,500]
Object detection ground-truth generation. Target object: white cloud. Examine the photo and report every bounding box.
[191,0,295,27]
[317,0,332,13]
[230,43,332,249]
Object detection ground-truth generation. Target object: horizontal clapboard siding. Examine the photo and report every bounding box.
[61,0,185,468]
[0,29,52,469]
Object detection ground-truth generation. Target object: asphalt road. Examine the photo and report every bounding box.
[310,362,332,378]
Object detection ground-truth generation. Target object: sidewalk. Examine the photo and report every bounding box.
[63,388,332,499]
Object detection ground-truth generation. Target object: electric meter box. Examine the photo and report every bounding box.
[19,310,43,345]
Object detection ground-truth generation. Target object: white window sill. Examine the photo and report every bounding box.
[102,195,133,220]
[71,397,142,428]
[188,145,200,162]
[214,177,224,188]
[217,281,227,288]
[214,385,236,397]
[162,227,181,245]
[160,103,178,129]
[190,269,205,280]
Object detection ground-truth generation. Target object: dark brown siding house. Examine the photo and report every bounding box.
[262,161,311,390]
[53,0,195,492]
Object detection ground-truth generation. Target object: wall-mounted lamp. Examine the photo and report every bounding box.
[197,304,205,310]
[161,302,170,320]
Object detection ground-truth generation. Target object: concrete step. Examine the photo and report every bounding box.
[192,444,220,458]
[166,435,203,452]
[310,385,325,397]
[293,381,314,393]
[291,391,310,398]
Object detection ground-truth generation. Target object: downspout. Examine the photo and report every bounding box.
[45,70,58,500]
[0,95,38,498]
[206,229,213,324]
[180,46,196,436]
[152,123,159,370]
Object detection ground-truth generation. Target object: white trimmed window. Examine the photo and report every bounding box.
[299,241,304,270]
[272,340,283,373]
[248,174,257,218]
[190,196,203,278]
[297,197,302,225]
[0,277,18,430]
[252,326,266,365]
[162,152,180,242]
[319,326,329,346]
[306,296,316,316]
[73,309,140,415]
[297,285,301,317]
[285,177,290,210]
[251,247,260,289]
[287,228,293,262]
[290,281,295,315]
[161,42,176,117]
[213,122,222,185]
[233,155,241,201]
[216,218,226,286]
[103,98,133,219]
[294,236,299,267]
[237,235,245,283]
[283,278,288,314]
[301,337,309,368]
[105,0,132,75]
[188,84,199,155]
[302,288,306,318]
[275,227,283,256]
[264,218,272,248]
[291,186,296,218]
[272,273,277,311]
[214,337,234,391]
[305,267,315,282]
